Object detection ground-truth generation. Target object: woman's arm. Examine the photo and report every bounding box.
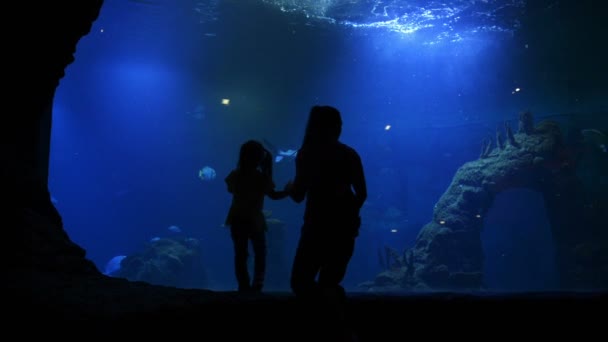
[264,175,290,200]
[288,152,307,203]
[351,151,367,209]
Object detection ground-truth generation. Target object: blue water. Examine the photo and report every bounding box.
[48,0,607,292]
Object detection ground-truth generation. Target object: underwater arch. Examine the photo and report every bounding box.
[363,112,607,291]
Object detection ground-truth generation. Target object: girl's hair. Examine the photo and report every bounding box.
[237,139,273,178]
[301,105,342,150]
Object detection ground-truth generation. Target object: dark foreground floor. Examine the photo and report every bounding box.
[6,269,606,340]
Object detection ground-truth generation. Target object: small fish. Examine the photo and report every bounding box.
[104,255,127,276]
[262,138,298,163]
[168,225,181,233]
[581,129,607,153]
[275,149,298,163]
[150,236,161,242]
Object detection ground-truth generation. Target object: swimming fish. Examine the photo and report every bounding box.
[275,149,298,163]
[104,255,126,276]
[262,138,298,163]
[168,225,181,233]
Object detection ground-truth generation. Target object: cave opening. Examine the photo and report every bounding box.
[481,188,558,291]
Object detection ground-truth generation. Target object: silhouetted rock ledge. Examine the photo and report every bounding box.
[9,205,607,339]
[5,267,606,340]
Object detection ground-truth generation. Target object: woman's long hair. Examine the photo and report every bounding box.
[237,139,273,179]
[300,105,342,151]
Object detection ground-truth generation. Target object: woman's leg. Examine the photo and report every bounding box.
[318,236,355,293]
[290,228,322,298]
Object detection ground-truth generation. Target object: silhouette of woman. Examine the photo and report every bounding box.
[287,105,367,300]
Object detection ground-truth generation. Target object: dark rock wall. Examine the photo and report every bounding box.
[7,2,104,273]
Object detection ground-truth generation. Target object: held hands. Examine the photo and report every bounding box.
[283,180,294,194]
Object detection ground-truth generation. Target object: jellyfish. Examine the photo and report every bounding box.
[198,166,217,181]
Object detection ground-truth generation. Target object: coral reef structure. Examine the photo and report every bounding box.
[114,237,207,289]
[363,113,608,291]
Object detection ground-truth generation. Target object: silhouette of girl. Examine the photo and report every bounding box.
[224,140,290,293]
